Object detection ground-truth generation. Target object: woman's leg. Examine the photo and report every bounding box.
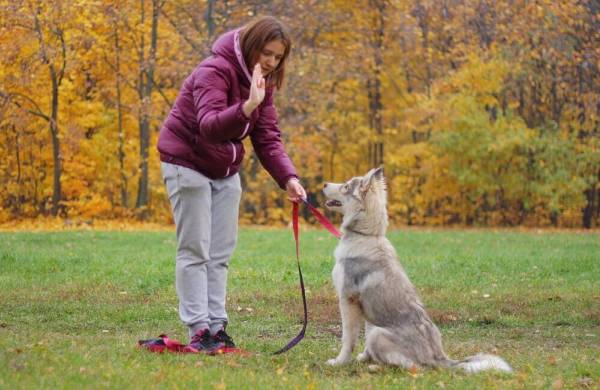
[207,173,242,333]
[162,162,213,338]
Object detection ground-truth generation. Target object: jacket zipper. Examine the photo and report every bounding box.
[225,141,236,177]
[238,122,250,140]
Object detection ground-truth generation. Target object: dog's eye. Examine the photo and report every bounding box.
[342,184,349,192]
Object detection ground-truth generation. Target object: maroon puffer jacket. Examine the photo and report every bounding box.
[157,28,298,189]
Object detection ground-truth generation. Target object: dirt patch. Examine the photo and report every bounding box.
[428,309,461,325]
[498,297,534,319]
[585,309,600,326]
[308,288,339,326]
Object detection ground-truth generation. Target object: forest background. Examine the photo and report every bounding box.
[0,0,598,228]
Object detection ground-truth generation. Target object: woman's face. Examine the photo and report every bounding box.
[255,39,285,77]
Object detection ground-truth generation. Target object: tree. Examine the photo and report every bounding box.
[134,0,162,216]
[1,1,70,216]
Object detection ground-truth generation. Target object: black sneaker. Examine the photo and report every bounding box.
[189,329,224,353]
[213,329,236,348]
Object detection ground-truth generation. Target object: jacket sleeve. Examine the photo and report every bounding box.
[192,66,250,142]
[250,89,299,189]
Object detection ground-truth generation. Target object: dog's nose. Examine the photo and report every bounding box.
[323,183,328,188]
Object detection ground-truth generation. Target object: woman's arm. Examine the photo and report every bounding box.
[250,89,301,191]
[192,66,251,143]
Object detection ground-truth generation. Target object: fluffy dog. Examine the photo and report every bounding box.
[322,167,512,373]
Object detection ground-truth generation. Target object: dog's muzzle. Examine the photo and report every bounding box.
[325,199,342,207]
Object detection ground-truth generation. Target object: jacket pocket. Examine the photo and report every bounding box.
[193,134,244,177]
[224,141,245,176]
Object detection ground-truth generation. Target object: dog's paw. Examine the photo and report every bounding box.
[357,352,370,362]
[368,364,381,373]
[327,357,349,366]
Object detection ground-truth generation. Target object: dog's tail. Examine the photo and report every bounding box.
[445,353,513,374]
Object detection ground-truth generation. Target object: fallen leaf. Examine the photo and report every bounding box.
[577,377,593,388]
[552,378,564,389]
[408,365,419,378]
[11,362,26,371]
[367,364,380,373]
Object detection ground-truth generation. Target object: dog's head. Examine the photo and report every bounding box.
[322,166,388,235]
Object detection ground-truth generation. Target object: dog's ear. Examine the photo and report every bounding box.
[360,166,385,197]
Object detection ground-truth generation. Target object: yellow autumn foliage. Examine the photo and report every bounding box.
[0,0,597,228]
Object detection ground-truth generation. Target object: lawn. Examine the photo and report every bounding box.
[0,228,598,389]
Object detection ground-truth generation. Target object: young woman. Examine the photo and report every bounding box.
[157,16,306,352]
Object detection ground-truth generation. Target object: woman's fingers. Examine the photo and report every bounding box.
[285,180,307,203]
[255,66,264,87]
[253,63,261,81]
[249,63,265,106]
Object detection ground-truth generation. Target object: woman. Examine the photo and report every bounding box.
[157,16,306,352]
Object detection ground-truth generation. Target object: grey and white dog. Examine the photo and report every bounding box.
[322,167,512,373]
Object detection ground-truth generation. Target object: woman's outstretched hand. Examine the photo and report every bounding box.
[286,178,307,203]
[243,63,266,117]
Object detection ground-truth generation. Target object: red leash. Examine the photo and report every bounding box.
[139,199,339,356]
[273,199,340,354]
[301,198,342,239]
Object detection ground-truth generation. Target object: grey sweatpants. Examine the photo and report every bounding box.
[161,162,242,338]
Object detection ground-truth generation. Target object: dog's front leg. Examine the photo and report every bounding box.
[357,321,373,362]
[327,298,362,366]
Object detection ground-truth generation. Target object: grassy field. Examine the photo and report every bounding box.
[0,228,598,389]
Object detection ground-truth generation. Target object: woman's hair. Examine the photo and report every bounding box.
[240,16,291,89]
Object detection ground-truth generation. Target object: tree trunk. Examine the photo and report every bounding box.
[582,170,599,229]
[49,65,62,216]
[368,0,385,168]
[11,125,22,215]
[413,1,432,98]
[114,27,128,208]
[205,0,216,38]
[33,9,66,217]
[135,0,160,216]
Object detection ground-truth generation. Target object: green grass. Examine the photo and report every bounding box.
[1,228,599,389]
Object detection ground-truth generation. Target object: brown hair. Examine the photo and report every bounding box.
[240,16,291,89]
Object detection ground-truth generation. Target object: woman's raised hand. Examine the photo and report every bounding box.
[243,63,265,117]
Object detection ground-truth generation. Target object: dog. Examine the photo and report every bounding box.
[322,167,512,373]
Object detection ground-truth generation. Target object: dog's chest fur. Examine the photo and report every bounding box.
[332,235,393,300]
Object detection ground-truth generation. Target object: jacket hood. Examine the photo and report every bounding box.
[211,29,252,86]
